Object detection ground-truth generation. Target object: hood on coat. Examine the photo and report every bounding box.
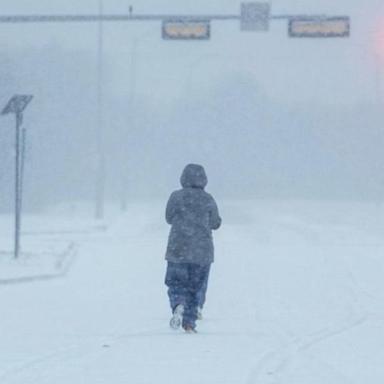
[180,164,208,189]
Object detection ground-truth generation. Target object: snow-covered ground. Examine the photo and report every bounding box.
[1,200,384,383]
[0,207,105,282]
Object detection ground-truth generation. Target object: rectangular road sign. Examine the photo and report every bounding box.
[162,19,210,40]
[241,2,270,32]
[2,95,33,115]
[289,17,350,38]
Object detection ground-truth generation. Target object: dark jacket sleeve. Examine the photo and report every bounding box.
[165,192,178,225]
[209,196,221,230]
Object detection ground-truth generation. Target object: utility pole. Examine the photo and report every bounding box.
[95,0,106,219]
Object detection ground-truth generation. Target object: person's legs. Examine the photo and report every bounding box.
[164,262,188,311]
[182,264,210,330]
[197,264,211,309]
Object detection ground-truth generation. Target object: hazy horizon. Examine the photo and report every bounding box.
[1,0,384,212]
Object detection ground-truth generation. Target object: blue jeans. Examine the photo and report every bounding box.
[197,264,210,308]
[165,262,210,328]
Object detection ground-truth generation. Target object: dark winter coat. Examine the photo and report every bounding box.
[165,164,221,265]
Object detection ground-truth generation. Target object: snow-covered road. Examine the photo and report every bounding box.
[1,201,384,383]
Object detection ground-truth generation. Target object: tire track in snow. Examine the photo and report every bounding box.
[247,218,371,384]
[247,312,367,384]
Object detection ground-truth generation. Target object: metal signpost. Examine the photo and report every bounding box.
[0,3,350,220]
[1,95,33,259]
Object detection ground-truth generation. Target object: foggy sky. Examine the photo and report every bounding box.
[0,0,383,106]
[1,1,384,210]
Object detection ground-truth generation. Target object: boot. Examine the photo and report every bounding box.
[183,325,197,334]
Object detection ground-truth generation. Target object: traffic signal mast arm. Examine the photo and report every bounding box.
[0,13,331,23]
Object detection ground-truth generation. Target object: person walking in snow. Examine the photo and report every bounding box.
[165,164,221,333]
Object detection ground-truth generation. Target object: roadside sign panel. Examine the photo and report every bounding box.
[2,95,33,115]
[289,17,350,38]
[162,19,210,40]
[241,2,270,32]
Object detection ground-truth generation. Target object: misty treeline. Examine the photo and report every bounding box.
[1,46,384,213]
